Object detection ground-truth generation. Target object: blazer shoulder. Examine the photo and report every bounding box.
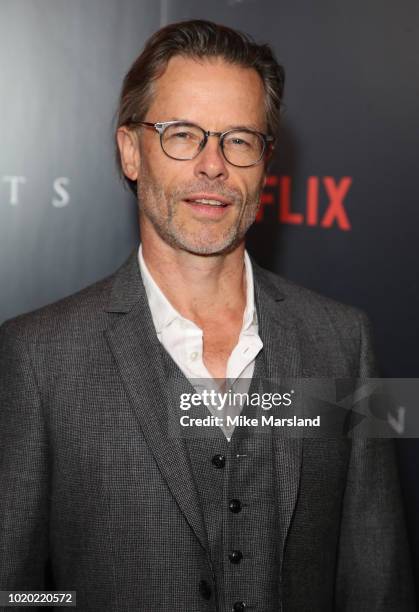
[254,262,368,325]
[0,256,133,346]
[253,263,378,375]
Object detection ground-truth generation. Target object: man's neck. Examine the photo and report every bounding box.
[140,235,247,327]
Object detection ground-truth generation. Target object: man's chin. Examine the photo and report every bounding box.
[147,216,246,256]
[170,234,244,257]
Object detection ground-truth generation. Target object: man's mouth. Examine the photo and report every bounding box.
[183,193,233,211]
[181,192,236,218]
[186,198,228,207]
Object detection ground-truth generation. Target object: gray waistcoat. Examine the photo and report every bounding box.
[160,345,281,612]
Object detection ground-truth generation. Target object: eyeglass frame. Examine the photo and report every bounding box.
[126,116,275,168]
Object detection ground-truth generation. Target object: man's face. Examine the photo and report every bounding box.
[119,55,269,255]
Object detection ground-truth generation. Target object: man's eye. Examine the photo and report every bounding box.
[167,130,199,141]
[227,136,250,148]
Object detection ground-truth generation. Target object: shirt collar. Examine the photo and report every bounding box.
[138,244,257,334]
[242,250,258,331]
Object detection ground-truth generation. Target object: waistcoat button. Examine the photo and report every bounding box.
[229,550,243,564]
[212,454,226,468]
[229,498,242,513]
[232,601,246,611]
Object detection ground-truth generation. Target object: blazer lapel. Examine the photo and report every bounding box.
[103,250,209,553]
[253,260,304,574]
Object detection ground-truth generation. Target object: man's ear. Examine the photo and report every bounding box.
[262,153,273,188]
[262,142,275,181]
[116,126,140,181]
[262,175,267,189]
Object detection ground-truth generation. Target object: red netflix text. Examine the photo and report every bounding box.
[258,176,352,231]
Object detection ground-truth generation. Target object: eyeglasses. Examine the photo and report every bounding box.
[127,118,274,168]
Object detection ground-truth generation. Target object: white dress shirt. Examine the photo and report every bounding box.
[138,245,263,439]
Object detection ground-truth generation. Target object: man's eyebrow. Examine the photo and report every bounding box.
[161,118,266,132]
[224,123,266,132]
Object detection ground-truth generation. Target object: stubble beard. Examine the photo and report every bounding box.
[137,173,263,256]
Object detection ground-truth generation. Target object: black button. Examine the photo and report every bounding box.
[228,550,243,564]
[233,602,246,612]
[199,579,212,600]
[212,454,226,469]
[229,499,242,513]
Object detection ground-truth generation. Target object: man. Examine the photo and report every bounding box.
[0,19,414,612]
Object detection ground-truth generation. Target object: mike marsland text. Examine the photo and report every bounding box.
[179,415,321,428]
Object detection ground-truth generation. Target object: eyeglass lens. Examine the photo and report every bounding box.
[161,123,265,166]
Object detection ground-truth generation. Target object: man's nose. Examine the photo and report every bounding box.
[193,136,229,181]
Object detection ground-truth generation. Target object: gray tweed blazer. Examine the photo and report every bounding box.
[0,250,415,611]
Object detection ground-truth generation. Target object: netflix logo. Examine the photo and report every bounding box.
[259,176,352,231]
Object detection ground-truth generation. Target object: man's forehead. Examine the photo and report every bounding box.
[146,55,267,127]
